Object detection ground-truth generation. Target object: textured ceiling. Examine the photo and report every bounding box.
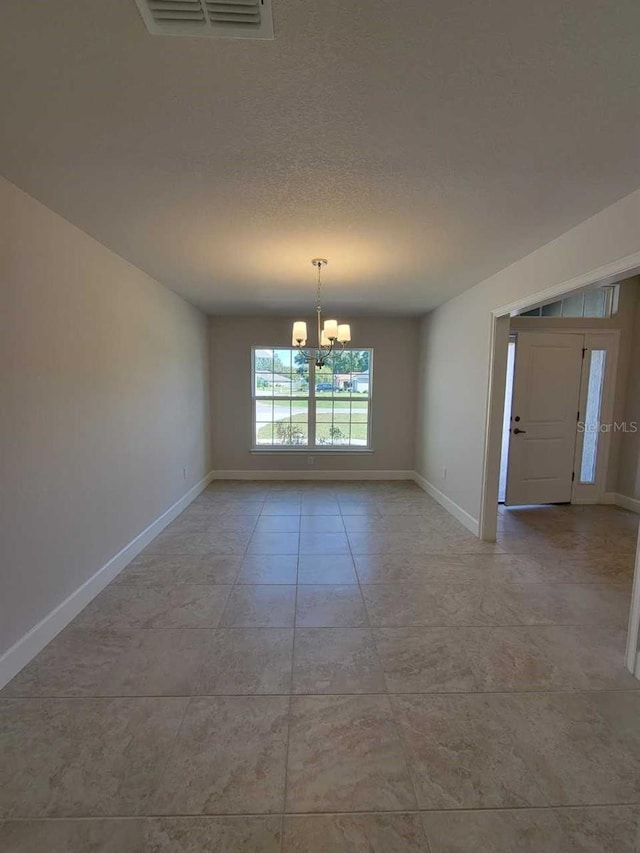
[1,0,640,314]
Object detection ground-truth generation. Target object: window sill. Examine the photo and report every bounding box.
[250,448,374,454]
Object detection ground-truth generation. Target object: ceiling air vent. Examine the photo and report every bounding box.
[134,0,274,39]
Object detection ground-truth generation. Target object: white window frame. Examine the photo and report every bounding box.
[251,346,374,452]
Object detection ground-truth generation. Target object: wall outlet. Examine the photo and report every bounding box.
[442,467,447,480]
[308,456,314,465]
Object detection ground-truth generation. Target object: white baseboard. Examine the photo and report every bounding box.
[604,492,640,514]
[0,470,215,690]
[210,470,415,481]
[412,472,480,537]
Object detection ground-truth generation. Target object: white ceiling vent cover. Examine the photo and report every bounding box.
[135,0,274,39]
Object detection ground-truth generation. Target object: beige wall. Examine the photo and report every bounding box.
[209,316,419,473]
[618,294,640,501]
[0,178,211,655]
[415,187,640,525]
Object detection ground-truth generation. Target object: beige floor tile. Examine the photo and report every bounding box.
[197,628,293,694]
[338,501,381,517]
[0,629,133,698]
[0,816,282,853]
[0,818,145,852]
[299,516,345,533]
[295,586,368,627]
[4,697,188,817]
[292,628,386,693]
[373,627,483,692]
[144,528,250,556]
[354,554,520,584]
[247,532,300,554]
[553,805,640,853]
[506,552,635,584]
[220,585,296,627]
[283,813,429,852]
[391,694,548,809]
[297,554,357,584]
[115,554,241,585]
[361,582,512,627]
[237,554,299,584]
[301,499,341,515]
[466,627,572,692]
[299,531,351,554]
[75,585,232,630]
[286,694,417,812]
[100,629,212,695]
[422,809,567,853]
[499,582,631,626]
[260,502,301,516]
[497,692,640,805]
[254,516,301,533]
[153,696,289,814]
[527,626,640,690]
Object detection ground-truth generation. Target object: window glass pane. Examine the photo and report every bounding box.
[350,402,369,446]
[254,349,273,371]
[541,301,563,317]
[274,414,308,446]
[254,371,273,396]
[561,294,585,317]
[583,290,606,318]
[333,400,351,423]
[271,375,292,396]
[291,370,309,396]
[315,364,335,395]
[580,349,606,484]
[255,422,273,445]
[274,349,292,372]
[255,398,273,427]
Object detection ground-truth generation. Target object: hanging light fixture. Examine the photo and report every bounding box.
[292,259,351,368]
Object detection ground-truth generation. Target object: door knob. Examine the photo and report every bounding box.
[513,428,527,435]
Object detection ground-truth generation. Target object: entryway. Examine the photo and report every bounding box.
[499,330,619,507]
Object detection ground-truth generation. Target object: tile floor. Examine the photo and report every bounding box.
[1,481,640,851]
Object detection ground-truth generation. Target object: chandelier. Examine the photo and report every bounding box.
[291,259,351,368]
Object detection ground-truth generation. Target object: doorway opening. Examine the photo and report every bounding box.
[481,272,640,680]
[498,330,618,508]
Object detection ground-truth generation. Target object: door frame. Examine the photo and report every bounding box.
[478,253,640,678]
[505,331,588,507]
[502,329,619,507]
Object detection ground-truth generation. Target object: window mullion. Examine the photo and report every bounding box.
[309,360,317,448]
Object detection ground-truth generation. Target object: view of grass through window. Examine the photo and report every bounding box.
[253,347,372,448]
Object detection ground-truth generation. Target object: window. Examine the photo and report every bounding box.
[519,285,617,319]
[579,349,607,484]
[252,347,373,449]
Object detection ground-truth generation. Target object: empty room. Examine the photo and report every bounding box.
[1,2,640,851]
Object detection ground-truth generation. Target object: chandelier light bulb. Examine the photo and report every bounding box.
[323,319,338,340]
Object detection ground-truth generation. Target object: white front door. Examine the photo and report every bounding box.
[505,332,584,506]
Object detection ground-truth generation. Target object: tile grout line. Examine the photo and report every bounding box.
[4,803,640,822]
[279,502,302,851]
[346,500,423,815]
